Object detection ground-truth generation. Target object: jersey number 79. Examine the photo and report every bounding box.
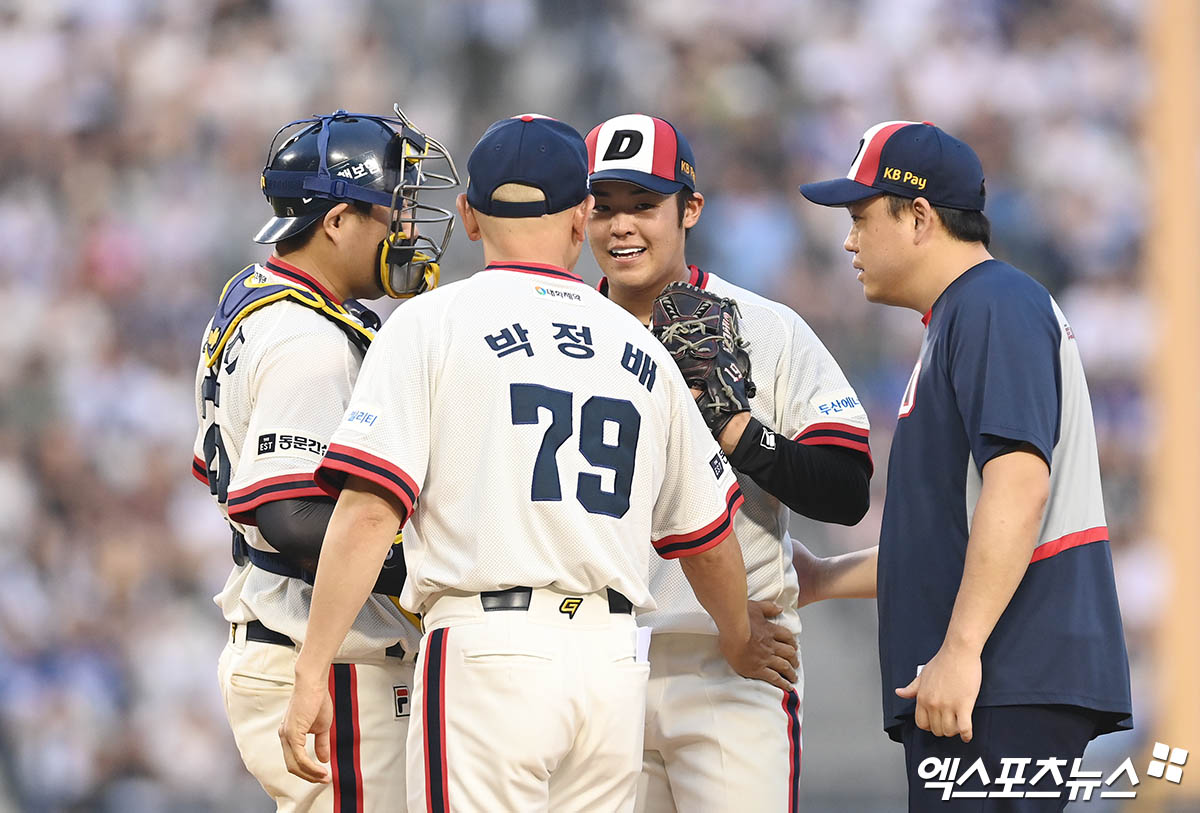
[510,383,641,518]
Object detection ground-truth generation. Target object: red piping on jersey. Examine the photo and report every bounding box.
[330,667,342,812]
[317,444,421,518]
[349,665,365,813]
[921,309,932,327]
[782,689,802,812]
[653,483,744,558]
[191,455,208,484]
[793,422,870,438]
[484,261,583,283]
[793,423,872,468]
[266,255,343,302]
[226,473,326,524]
[329,665,366,813]
[1030,526,1108,564]
[597,266,709,298]
[423,629,450,813]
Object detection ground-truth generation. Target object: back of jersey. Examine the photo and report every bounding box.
[316,263,742,613]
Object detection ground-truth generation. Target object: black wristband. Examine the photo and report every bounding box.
[728,416,777,479]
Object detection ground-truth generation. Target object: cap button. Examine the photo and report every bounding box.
[520,115,534,122]
[922,120,936,126]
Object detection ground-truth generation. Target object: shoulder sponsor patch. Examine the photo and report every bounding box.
[533,284,584,305]
[255,430,328,459]
[709,449,730,479]
[340,402,383,433]
[809,387,866,419]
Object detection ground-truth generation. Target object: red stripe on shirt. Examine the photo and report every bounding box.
[226,474,325,523]
[483,261,582,283]
[266,255,341,302]
[317,443,421,515]
[330,667,342,813]
[796,434,872,459]
[653,483,743,557]
[227,472,318,501]
[793,422,870,441]
[1030,526,1108,563]
[191,455,208,484]
[782,689,802,812]
[349,665,364,813]
[793,423,873,464]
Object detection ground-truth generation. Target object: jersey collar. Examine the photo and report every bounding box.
[264,256,343,303]
[597,264,709,298]
[484,261,583,284]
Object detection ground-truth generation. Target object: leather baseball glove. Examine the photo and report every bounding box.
[651,281,756,438]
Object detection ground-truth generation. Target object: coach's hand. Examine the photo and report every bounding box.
[720,600,798,692]
[279,668,334,784]
[895,643,981,742]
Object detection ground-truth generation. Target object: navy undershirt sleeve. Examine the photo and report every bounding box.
[257,496,407,595]
[728,417,870,525]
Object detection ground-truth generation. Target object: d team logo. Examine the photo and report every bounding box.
[603,130,643,162]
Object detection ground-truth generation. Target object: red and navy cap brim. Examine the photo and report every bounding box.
[589,168,687,195]
[252,211,325,244]
[798,177,882,207]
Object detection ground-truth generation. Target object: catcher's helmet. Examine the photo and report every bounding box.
[255,106,459,298]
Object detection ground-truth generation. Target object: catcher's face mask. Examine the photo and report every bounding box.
[375,105,460,299]
[260,106,460,299]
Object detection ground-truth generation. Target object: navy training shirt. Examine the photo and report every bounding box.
[878,260,1132,741]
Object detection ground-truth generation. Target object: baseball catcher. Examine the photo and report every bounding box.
[651,281,757,438]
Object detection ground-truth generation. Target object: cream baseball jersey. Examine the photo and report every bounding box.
[601,267,871,634]
[192,257,420,658]
[314,262,744,613]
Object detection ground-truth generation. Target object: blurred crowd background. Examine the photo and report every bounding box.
[0,0,1159,809]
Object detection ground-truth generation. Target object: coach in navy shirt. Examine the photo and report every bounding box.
[801,122,1131,811]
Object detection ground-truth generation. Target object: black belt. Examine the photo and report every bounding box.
[479,586,633,614]
[235,620,407,659]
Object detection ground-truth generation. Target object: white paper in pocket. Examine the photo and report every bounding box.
[636,626,653,664]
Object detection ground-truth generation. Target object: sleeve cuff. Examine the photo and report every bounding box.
[227,473,326,525]
[793,422,872,470]
[653,483,745,559]
[191,455,208,485]
[315,443,420,519]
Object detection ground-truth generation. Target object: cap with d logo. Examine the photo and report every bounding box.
[586,114,698,194]
[799,120,986,211]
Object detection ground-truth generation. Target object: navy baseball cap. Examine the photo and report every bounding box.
[586,114,698,194]
[799,121,986,211]
[465,114,589,218]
